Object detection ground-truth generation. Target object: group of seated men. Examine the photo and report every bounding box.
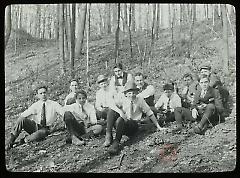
[5,62,229,155]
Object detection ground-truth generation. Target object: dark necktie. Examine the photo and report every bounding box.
[41,102,46,127]
[129,101,134,119]
[167,98,170,110]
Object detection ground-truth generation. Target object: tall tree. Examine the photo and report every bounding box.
[70,4,76,78]
[59,4,66,74]
[5,5,12,48]
[221,4,229,75]
[114,3,120,63]
[75,3,87,58]
[155,4,160,40]
[123,3,128,32]
[128,4,133,59]
[131,3,135,32]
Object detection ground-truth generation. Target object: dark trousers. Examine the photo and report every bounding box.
[106,109,138,143]
[63,111,86,139]
[96,108,109,120]
[174,104,217,128]
[174,107,196,125]
[11,117,49,143]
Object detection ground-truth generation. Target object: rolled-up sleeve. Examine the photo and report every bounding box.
[21,103,37,118]
[140,99,153,117]
[137,85,155,99]
[155,95,164,109]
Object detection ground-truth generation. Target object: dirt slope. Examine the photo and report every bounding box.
[5,19,236,173]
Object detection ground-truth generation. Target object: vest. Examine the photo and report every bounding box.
[140,83,155,107]
[115,72,128,86]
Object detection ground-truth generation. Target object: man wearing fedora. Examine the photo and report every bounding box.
[103,81,165,154]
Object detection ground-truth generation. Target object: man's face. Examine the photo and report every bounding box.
[125,90,137,101]
[37,88,47,101]
[114,67,123,78]
[70,81,78,93]
[199,78,209,91]
[200,69,210,77]
[164,90,173,98]
[135,75,144,88]
[184,76,192,86]
[77,93,87,106]
[99,80,107,90]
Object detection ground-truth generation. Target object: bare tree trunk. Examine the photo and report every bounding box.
[131,3,135,32]
[55,4,60,40]
[221,4,229,75]
[105,4,111,34]
[59,4,66,74]
[128,4,133,59]
[75,3,87,58]
[64,5,69,61]
[70,3,76,78]
[5,5,11,48]
[188,4,195,59]
[138,4,142,31]
[86,4,90,88]
[124,3,128,32]
[97,5,104,35]
[155,4,160,40]
[114,3,120,63]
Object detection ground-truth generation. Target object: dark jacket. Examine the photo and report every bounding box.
[192,86,224,114]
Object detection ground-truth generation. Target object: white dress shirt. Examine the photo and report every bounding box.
[64,101,97,126]
[155,93,182,112]
[21,100,64,126]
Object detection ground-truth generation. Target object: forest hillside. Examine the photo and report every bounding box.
[5,4,236,173]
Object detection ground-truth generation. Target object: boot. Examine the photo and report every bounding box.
[108,140,120,155]
[5,133,16,151]
[72,135,85,146]
[172,124,183,134]
[103,132,113,147]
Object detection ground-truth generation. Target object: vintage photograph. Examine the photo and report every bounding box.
[5,3,236,173]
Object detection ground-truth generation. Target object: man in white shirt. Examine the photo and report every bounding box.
[64,79,79,105]
[134,72,158,117]
[64,90,103,145]
[155,83,182,124]
[5,85,64,150]
[104,81,165,155]
[95,74,111,120]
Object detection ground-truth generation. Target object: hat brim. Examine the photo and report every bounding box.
[97,78,107,84]
[124,88,139,93]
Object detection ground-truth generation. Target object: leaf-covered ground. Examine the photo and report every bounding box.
[5,19,236,173]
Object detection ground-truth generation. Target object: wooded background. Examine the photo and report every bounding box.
[5,4,235,79]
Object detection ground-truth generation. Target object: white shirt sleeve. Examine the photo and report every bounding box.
[21,102,38,118]
[95,90,102,111]
[155,94,164,109]
[137,85,155,99]
[54,101,64,117]
[88,104,98,124]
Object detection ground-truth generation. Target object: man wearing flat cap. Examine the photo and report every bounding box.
[95,74,113,120]
[104,81,165,154]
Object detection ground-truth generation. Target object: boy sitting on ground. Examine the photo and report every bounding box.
[155,83,182,125]
[63,90,103,145]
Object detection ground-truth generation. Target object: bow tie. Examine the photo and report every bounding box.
[117,76,123,79]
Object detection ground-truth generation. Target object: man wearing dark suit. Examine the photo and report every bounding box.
[173,75,224,134]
